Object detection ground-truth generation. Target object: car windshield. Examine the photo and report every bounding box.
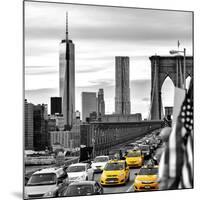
[67,166,86,172]
[94,157,108,162]
[27,173,56,186]
[65,185,93,196]
[126,151,141,157]
[104,162,124,171]
[138,168,158,175]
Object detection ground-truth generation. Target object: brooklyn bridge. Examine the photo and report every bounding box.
[80,55,193,157]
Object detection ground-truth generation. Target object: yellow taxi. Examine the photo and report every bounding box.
[133,165,159,191]
[100,160,130,186]
[125,150,144,168]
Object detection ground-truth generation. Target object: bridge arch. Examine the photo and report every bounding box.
[161,76,175,116]
[149,55,193,120]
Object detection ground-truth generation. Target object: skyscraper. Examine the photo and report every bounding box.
[51,97,62,115]
[59,13,75,130]
[97,88,105,117]
[33,104,48,151]
[24,99,34,150]
[115,56,131,115]
[82,92,97,122]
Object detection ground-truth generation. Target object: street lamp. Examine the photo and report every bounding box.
[169,48,186,89]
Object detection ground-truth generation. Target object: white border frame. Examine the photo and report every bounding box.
[0,0,199,200]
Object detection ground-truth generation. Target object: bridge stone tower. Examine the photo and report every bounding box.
[149,55,193,120]
[115,56,131,115]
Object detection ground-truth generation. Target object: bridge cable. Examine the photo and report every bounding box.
[148,59,157,120]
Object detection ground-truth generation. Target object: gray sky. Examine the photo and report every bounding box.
[25,1,193,118]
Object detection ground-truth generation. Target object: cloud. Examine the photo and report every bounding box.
[25,65,56,69]
[25,17,192,45]
[25,26,63,41]
[131,79,151,87]
[76,66,109,74]
[25,88,58,96]
[24,2,192,117]
[142,97,150,102]
[25,43,59,57]
[88,79,114,86]
[25,2,192,44]
[25,65,58,76]
[76,78,114,89]
[25,69,58,76]
[25,88,59,106]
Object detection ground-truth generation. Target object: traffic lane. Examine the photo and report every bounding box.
[93,168,140,194]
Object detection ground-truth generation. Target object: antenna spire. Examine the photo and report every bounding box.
[66,12,68,41]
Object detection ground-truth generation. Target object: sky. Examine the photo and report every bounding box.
[24,1,193,119]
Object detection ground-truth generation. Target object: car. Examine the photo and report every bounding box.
[100,159,130,186]
[125,150,144,168]
[24,167,68,199]
[91,156,109,173]
[66,163,93,183]
[133,165,159,191]
[58,181,103,197]
[138,144,151,159]
[124,143,139,151]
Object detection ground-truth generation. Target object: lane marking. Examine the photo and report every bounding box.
[126,168,140,192]
[126,184,133,192]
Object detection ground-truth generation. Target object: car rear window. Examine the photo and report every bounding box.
[104,162,125,171]
[67,165,86,172]
[65,185,93,196]
[138,168,158,175]
[94,157,109,162]
[126,151,141,157]
[27,173,56,186]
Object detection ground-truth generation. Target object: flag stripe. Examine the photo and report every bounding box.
[182,132,193,187]
[168,123,176,178]
[158,80,193,190]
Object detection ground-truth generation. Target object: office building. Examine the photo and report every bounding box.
[82,92,97,122]
[33,104,48,151]
[97,88,105,117]
[59,13,75,130]
[115,56,131,115]
[43,103,48,120]
[50,123,80,150]
[51,97,62,115]
[49,114,65,131]
[24,99,34,150]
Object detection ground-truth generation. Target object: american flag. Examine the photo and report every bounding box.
[159,80,193,189]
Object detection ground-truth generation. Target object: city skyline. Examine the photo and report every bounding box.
[25,1,193,118]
